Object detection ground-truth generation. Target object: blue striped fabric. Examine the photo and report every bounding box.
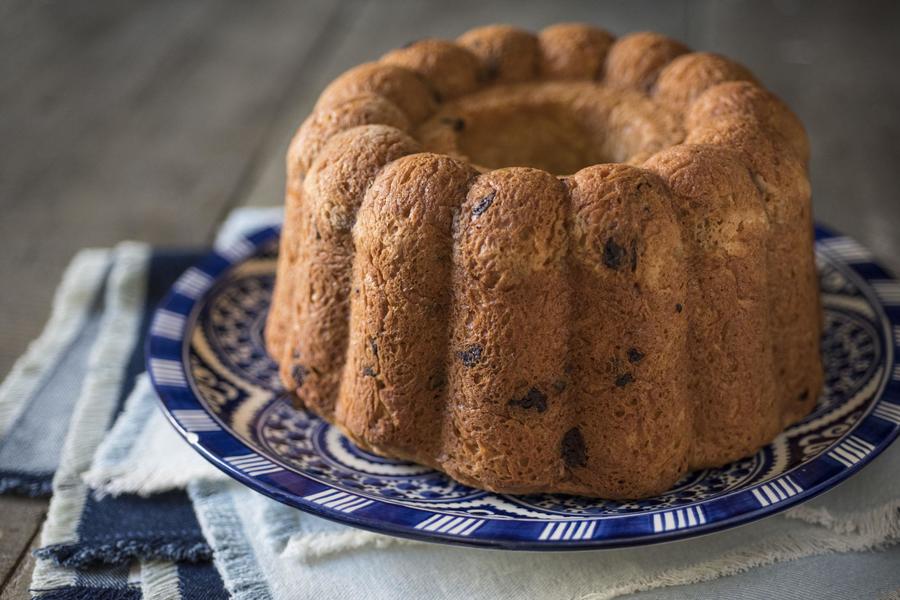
[178,562,232,600]
[0,247,228,598]
[0,251,110,496]
[34,253,213,570]
[36,492,211,567]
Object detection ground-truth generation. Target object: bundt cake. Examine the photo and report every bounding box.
[265,23,823,499]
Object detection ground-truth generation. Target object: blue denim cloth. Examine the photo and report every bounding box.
[33,252,214,570]
[0,247,228,598]
[0,253,109,496]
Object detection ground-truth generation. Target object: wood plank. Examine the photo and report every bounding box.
[0,525,42,600]
[0,1,343,594]
[1,1,898,597]
[0,497,46,597]
[0,0,342,379]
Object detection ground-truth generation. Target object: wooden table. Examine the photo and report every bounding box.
[2,1,898,597]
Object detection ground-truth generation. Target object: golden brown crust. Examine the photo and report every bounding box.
[687,81,810,163]
[538,23,615,80]
[604,31,689,91]
[316,62,437,124]
[653,52,756,111]
[265,199,296,362]
[336,153,476,458]
[381,39,482,100]
[457,25,539,83]
[442,168,571,492]
[686,118,822,425]
[279,125,420,419]
[265,23,823,498]
[564,164,691,498]
[288,94,410,181]
[644,144,782,467]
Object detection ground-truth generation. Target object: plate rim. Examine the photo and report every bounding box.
[147,224,900,550]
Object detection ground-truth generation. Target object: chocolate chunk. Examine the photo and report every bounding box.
[615,372,634,387]
[440,117,465,132]
[509,387,547,412]
[627,348,644,364]
[472,191,496,217]
[675,303,683,313]
[369,338,378,356]
[457,344,483,367]
[798,389,810,401]
[561,427,587,468]
[291,365,308,386]
[603,238,627,269]
[362,366,376,377]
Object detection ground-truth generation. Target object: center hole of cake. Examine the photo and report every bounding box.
[417,83,680,176]
[454,104,608,175]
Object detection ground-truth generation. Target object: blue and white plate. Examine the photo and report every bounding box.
[148,225,900,549]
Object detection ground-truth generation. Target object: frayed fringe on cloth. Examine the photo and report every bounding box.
[35,540,211,569]
[0,470,54,497]
[140,561,182,600]
[82,375,223,499]
[189,480,274,600]
[32,588,141,600]
[787,499,900,540]
[32,244,150,591]
[282,528,413,563]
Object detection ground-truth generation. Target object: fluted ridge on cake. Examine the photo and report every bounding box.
[265,23,822,499]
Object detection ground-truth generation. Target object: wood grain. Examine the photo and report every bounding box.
[0,498,45,599]
[0,532,40,600]
[0,0,341,595]
[1,1,898,597]
[0,0,342,377]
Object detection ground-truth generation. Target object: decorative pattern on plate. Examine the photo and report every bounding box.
[149,226,900,549]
